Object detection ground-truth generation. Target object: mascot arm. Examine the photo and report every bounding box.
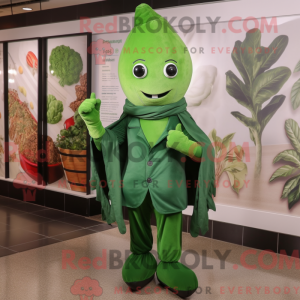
[78,93,105,150]
[167,123,202,158]
[93,116,128,151]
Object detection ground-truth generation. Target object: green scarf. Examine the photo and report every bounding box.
[123,97,188,119]
[90,97,216,237]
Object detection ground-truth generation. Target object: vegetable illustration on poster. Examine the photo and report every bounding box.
[0,44,4,178]
[180,17,300,217]
[93,16,300,216]
[7,40,40,182]
[47,35,88,192]
[226,28,291,177]
[270,119,300,209]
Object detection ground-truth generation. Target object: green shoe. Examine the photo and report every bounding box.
[122,252,157,291]
[156,262,198,298]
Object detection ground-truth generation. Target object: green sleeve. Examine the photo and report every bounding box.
[93,117,128,151]
[183,127,202,158]
[93,136,103,151]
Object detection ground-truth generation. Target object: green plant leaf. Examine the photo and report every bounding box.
[211,129,217,143]
[291,78,300,110]
[224,161,247,172]
[231,40,250,85]
[226,71,252,110]
[257,95,285,131]
[226,145,245,162]
[287,186,300,209]
[227,171,235,186]
[249,128,256,145]
[269,165,297,182]
[255,35,289,78]
[281,174,300,198]
[222,133,235,149]
[225,162,248,193]
[209,129,223,153]
[252,67,291,106]
[229,29,290,177]
[215,136,223,153]
[273,149,300,167]
[294,60,300,73]
[285,119,300,154]
[240,28,261,82]
[231,111,257,128]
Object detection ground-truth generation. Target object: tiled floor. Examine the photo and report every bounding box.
[0,196,116,257]
[0,222,299,300]
[1,196,299,300]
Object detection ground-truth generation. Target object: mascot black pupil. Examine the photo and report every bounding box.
[134,65,145,77]
[166,64,177,76]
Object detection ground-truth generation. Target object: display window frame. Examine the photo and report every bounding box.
[1,33,92,195]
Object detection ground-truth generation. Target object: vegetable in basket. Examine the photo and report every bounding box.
[56,110,87,150]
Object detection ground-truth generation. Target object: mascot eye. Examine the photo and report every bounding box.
[132,64,147,79]
[164,63,178,78]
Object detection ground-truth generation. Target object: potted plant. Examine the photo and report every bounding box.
[56,110,88,192]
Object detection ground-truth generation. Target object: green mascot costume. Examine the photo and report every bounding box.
[79,4,216,298]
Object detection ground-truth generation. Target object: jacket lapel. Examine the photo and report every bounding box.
[152,116,179,149]
[128,116,180,150]
[128,117,150,148]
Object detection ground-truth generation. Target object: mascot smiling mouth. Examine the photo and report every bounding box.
[141,90,171,99]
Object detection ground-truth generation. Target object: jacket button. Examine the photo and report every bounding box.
[147,161,153,166]
[147,178,152,183]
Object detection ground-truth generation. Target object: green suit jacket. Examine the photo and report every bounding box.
[122,115,188,213]
[90,98,216,237]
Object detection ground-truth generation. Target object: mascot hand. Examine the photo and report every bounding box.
[166,123,202,158]
[78,93,105,139]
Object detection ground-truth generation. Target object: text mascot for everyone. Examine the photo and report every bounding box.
[79,3,216,298]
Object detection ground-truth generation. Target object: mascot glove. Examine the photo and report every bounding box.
[78,92,105,139]
[167,124,202,158]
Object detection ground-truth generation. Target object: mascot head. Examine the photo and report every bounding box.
[118,3,192,106]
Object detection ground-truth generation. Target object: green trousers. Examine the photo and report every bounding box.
[128,192,182,262]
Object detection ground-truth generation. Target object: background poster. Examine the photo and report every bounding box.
[179,16,300,218]
[94,15,300,218]
[92,33,127,128]
[8,40,39,183]
[0,44,4,178]
[46,35,88,193]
